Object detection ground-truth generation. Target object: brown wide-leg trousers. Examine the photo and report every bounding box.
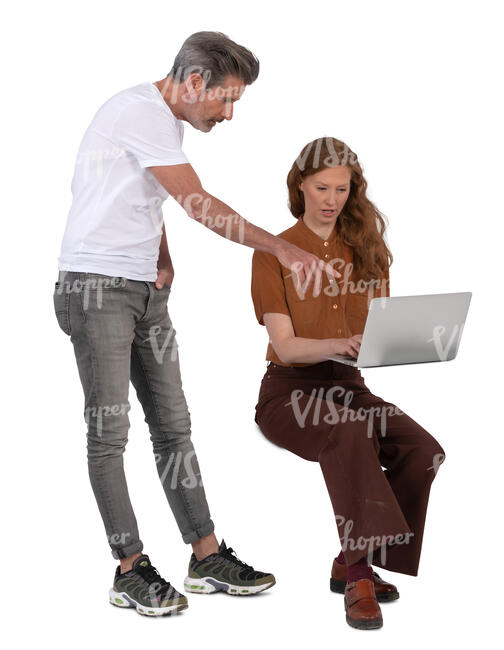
[254,360,446,576]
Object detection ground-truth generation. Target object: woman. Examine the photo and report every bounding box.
[251,137,445,630]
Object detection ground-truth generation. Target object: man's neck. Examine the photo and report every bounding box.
[153,78,185,121]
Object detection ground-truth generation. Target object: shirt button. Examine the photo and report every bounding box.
[324,254,329,259]
[332,304,338,310]
[337,328,342,334]
[323,241,329,247]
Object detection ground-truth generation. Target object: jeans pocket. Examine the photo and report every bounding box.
[158,284,171,303]
[53,282,71,336]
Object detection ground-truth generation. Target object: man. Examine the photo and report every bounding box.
[54,31,339,617]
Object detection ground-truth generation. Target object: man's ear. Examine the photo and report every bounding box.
[190,73,204,91]
[185,72,205,99]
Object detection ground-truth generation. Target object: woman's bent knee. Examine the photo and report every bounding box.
[415,436,446,477]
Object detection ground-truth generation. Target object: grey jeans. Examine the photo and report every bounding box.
[53,270,215,559]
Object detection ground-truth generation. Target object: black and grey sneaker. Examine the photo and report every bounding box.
[184,539,276,595]
[109,554,188,616]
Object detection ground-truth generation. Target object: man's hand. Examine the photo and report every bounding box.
[274,239,341,298]
[155,265,174,290]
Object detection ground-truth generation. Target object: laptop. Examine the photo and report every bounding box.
[324,292,472,368]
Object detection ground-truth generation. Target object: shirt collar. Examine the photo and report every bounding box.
[295,215,339,247]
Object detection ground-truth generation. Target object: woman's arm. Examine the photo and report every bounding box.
[263,313,362,364]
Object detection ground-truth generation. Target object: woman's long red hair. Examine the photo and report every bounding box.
[286,137,392,281]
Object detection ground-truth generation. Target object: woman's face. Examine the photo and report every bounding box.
[298,165,352,226]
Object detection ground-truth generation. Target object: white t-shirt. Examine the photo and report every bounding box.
[57,81,189,281]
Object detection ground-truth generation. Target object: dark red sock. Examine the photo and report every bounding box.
[346,556,374,583]
[335,550,345,565]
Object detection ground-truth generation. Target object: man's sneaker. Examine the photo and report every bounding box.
[184,539,276,596]
[109,554,188,616]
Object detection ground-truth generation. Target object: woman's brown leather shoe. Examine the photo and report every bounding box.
[331,558,399,602]
[344,578,383,630]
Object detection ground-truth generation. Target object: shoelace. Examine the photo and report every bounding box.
[221,546,256,575]
[135,562,173,596]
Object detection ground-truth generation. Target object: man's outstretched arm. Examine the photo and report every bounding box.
[148,163,340,294]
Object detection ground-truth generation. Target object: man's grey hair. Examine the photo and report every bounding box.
[167,31,259,89]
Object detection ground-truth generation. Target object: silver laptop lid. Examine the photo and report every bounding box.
[355,292,472,368]
[326,292,472,368]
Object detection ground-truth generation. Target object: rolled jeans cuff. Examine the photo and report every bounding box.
[181,519,215,544]
[110,539,144,560]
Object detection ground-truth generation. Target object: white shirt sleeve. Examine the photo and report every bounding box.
[112,100,189,168]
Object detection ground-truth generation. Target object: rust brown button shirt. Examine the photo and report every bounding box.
[251,217,390,367]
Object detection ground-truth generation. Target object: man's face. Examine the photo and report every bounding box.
[180,74,246,132]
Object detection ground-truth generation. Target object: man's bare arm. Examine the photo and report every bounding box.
[148,163,340,291]
[149,163,281,252]
[155,222,174,289]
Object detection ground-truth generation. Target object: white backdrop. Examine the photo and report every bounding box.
[2,1,502,648]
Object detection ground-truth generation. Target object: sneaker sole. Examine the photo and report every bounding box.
[109,588,188,616]
[184,576,275,595]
